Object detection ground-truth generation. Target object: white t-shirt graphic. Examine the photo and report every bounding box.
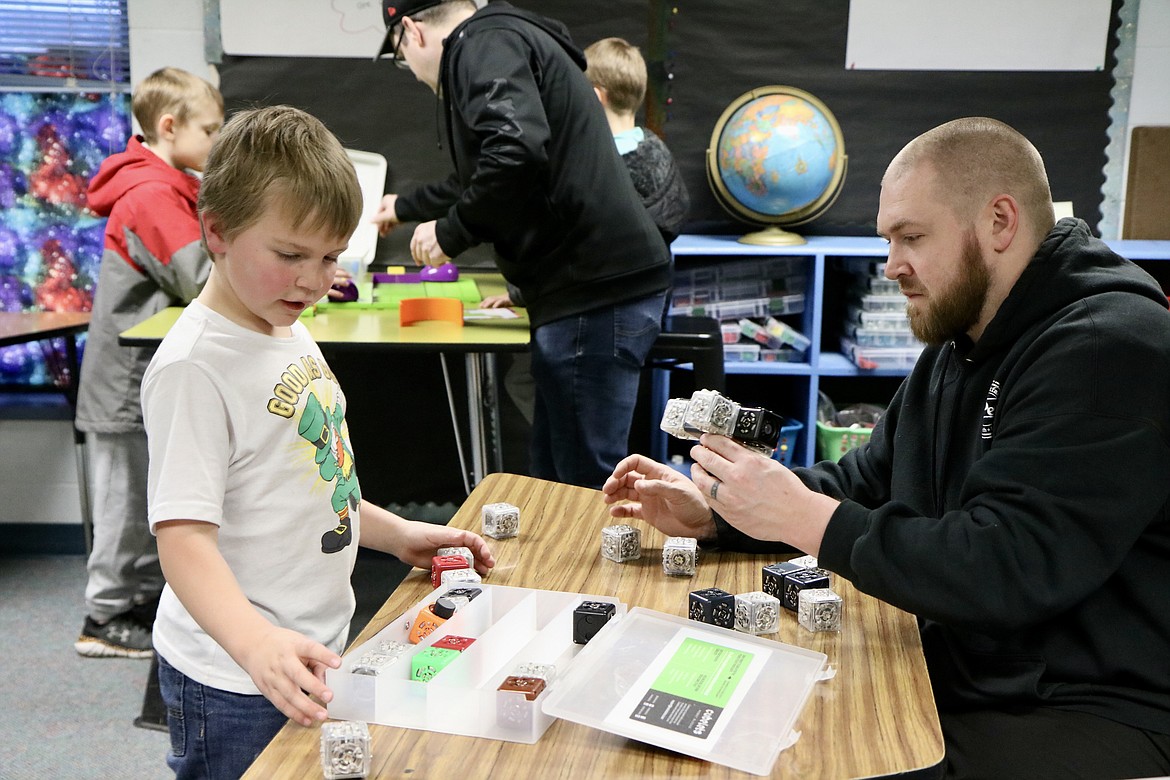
[142,301,361,694]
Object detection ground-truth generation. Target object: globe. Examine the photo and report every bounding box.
[707,86,847,246]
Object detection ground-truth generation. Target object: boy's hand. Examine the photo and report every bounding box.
[373,194,401,237]
[395,520,496,575]
[238,625,342,727]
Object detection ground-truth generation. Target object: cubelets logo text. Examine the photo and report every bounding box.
[692,707,716,736]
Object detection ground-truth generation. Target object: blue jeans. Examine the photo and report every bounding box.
[529,291,666,488]
[157,654,288,780]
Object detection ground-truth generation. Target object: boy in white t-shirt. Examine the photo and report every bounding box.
[141,104,495,779]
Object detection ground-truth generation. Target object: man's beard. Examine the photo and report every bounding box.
[904,233,991,345]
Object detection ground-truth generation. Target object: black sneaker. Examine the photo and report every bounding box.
[75,613,153,659]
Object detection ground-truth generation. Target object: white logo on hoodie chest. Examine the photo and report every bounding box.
[981,379,1000,440]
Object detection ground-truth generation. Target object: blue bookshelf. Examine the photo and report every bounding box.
[652,234,1170,467]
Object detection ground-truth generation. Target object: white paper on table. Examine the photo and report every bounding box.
[464,308,520,320]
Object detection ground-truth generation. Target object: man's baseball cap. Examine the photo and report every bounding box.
[374,0,446,60]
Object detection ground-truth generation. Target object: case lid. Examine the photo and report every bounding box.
[340,148,388,267]
[541,607,830,776]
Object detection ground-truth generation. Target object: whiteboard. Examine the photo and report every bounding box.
[220,0,385,58]
[845,0,1113,71]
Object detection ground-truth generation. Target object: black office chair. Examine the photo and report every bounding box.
[647,315,726,392]
[641,315,726,462]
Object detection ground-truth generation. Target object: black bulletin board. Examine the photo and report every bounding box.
[658,1,1123,236]
[219,0,1122,245]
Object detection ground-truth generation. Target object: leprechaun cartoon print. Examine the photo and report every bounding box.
[298,391,361,553]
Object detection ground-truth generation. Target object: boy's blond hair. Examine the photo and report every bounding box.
[132,67,224,144]
[198,105,362,247]
[584,38,647,116]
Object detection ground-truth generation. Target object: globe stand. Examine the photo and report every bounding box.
[737,226,807,247]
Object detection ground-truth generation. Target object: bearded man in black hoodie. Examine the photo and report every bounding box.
[605,117,1170,779]
[372,0,671,490]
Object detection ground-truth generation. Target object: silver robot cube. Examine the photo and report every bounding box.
[734,591,781,635]
[482,502,520,539]
[683,389,740,436]
[662,536,699,576]
[660,397,699,440]
[798,588,843,632]
[601,524,642,562]
[319,720,371,780]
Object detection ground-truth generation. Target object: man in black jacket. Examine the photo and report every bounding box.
[604,117,1170,779]
[373,0,671,489]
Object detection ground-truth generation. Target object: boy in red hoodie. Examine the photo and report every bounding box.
[75,67,223,658]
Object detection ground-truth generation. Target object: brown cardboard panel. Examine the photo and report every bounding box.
[1124,126,1170,240]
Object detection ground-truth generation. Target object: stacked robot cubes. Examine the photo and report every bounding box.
[690,555,842,635]
[661,389,786,456]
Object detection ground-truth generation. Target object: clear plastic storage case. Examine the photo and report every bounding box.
[542,607,831,776]
[326,584,627,744]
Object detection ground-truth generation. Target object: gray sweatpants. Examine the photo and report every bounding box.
[83,431,163,621]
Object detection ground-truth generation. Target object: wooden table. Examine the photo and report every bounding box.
[119,274,529,492]
[245,473,944,779]
[0,310,93,549]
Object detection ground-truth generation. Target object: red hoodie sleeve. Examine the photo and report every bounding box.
[109,180,202,272]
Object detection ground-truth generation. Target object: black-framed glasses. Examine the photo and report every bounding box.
[391,24,410,70]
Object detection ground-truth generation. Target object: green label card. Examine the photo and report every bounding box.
[629,637,754,739]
